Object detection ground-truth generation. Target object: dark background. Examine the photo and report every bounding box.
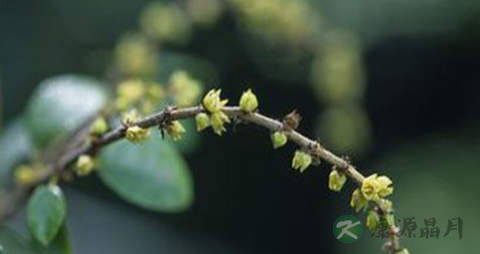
[1,0,479,253]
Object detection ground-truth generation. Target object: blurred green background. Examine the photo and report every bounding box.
[1,0,479,253]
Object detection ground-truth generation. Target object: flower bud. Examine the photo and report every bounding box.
[203,89,228,113]
[366,210,379,232]
[380,199,395,226]
[125,126,151,143]
[14,165,37,186]
[291,150,312,172]
[195,113,210,131]
[270,131,287,149]
[167,120,186,141]
[210,111,230,135]
[75,155,95,176]
[239,88,258,113]
[328,169,347,192]
[350,188,368,212]
[90,117,108,136]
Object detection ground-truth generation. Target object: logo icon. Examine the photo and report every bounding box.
[333,215,363,243]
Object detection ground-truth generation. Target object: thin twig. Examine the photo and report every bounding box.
[0,105,401,252]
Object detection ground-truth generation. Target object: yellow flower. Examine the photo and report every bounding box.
[350,188,368,212]
[167,120,186,141]
[125,126,151,143]
[122,110,140,126]
[362,173,379,201]
[377,175,394,197]
[291,150,312,172]
[361,173,394,201]
[90,117,108,136]
[366,210,379,232]
[114,34,157,76]
[139,2,192,44]
[117,79,145,103]
[239,88,258,113]
[195,113,210,131]
[328,169,347,192]
[75,155,95,176]
[14,165,37,186]
[202,89,228,113]
[170,71,203,106]
[210,111,230,135]
[270,131,287,149]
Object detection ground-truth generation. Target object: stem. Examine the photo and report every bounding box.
[0,105,401,252]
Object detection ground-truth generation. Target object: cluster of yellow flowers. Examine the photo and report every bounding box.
[114,71,205,144]
[349,174,393,210]
[120,110,151,143]
[140,2,192,44]
[169,71,203,107]
[115,79,164,115]
[197,89,230,135]
[114,34,157,76]
[115,80,396,241]
[196,88,259,136]
[349,173,395,233]
[125,126,151,143]
[115,71,202,115]
[361,173,394,201]
[230,0,320,45]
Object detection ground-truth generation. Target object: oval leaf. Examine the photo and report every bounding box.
[25,74,108,148]
[0,118,32,187]
[30,223,72,254]
[98,133,194,212]
[27,185,67,246]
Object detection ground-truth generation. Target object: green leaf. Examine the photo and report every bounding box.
[98,132,194,212]
[0,224,72,254]
[25,75,109,148]
[0,118,32,187]
[30,224,73,254]
[27,185,67,246]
